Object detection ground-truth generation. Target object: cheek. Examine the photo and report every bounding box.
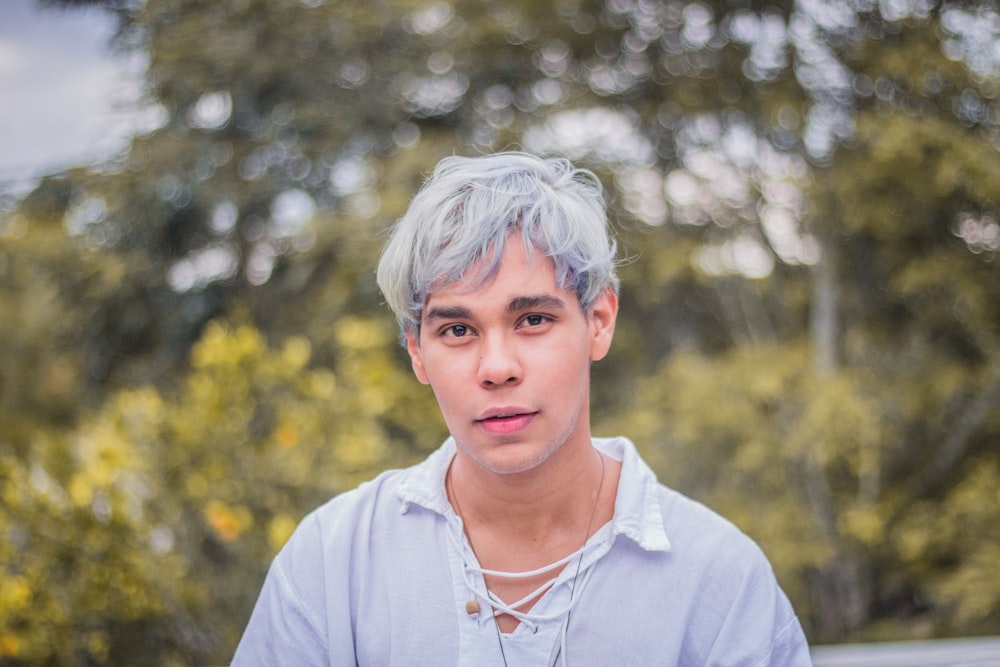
[536,339,591,382]
[422,354,469,400]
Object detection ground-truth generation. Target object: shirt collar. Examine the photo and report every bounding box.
[395,438,456,517]
[593,437,672,552]
[395,436,671,553]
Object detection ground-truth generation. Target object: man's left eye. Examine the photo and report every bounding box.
[523,315,547,326]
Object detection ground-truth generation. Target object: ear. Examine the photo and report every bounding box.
[588,287,618,362]
[405,328,431,385]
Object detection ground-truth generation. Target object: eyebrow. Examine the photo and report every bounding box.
[506,294,567,314]
[423,305,473,323]
[422,294,567,324]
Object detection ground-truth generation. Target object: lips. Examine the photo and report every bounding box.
[476,408,537,435]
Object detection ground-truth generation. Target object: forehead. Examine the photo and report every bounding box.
[421,241,572,313]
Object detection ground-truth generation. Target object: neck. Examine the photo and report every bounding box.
[448,439,608,544]
[447,438,621,633]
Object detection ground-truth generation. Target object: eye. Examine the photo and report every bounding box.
[519,313,552,329]
[524,314,546,326]
[442,324,469,338]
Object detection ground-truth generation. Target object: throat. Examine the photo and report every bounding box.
[447,451,609,632]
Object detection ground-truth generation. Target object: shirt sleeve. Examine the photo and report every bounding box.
[230,509,345,667]
[699,540,813,667]
[760,614,814,667]
[230,556,330,667]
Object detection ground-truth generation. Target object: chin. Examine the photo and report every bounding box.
[459,440,563,476]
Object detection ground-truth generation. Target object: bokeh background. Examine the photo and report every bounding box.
[2,0,999,663]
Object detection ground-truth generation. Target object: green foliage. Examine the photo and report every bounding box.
[894,458,1000,624]
[603,333,1000,640]
[0,312,439,663]
[4,0,1000,660]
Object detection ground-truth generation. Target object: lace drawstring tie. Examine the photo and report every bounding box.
[447,525,603,665]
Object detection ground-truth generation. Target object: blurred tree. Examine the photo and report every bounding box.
[2,0,999,661]
[602,0,1000,641]
[0,312,439,663]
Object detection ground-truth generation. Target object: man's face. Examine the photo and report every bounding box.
[405,236,617,475]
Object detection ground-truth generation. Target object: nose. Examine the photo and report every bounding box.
[477,333,522,387]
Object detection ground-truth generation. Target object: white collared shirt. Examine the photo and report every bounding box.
[233,437,812,666]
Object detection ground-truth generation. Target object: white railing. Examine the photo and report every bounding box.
[811,636,1000,667]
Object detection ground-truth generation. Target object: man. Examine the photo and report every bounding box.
[232,152,812,665]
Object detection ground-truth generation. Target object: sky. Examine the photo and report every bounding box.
[0,0,145,193]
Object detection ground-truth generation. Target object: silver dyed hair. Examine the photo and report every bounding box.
[376,151,619,334]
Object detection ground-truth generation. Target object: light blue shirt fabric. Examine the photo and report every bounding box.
[232,437,812,666]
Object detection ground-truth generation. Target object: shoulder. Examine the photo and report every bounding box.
[602,435,765,564]
[302,440,454,539]
[658,484,763,557]
[266,467,409,589]
[653,486,811,664]
[650,481,791,610]
[282,441,454,564]
[588,439,812,663]
[290,465,414,553]
[231,474,405,667]
[231,464,437,664]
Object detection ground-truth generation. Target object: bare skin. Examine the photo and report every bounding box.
[447,450,621,632]
[406,236,621,632]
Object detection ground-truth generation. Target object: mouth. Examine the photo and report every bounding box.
[476,408,537,434]
[477,407,536,421]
